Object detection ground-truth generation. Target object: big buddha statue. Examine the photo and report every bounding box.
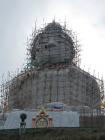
[8,21,101,111]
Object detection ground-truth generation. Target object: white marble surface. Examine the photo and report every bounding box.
[4,110,79,129]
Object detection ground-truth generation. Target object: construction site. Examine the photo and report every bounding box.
[0,21,105,129]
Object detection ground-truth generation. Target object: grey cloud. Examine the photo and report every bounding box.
[0,0,105,83]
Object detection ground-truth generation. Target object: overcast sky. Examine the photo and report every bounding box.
[0,0,105,83]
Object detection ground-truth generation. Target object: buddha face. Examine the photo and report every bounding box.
[31,24,75,66]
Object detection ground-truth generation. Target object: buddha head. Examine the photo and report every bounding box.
[31,21,75,67]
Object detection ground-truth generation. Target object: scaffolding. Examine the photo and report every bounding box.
[0,21,104,116]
